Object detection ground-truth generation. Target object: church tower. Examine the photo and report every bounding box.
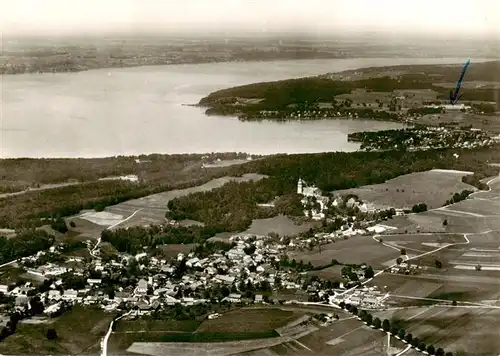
[297,178,303,195]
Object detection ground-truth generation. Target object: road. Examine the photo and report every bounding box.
[89,208,143,258]
[101,310,133,356]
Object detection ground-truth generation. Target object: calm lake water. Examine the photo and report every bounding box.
[0,57,489,158]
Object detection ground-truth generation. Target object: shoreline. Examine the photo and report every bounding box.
[3,55,498,77]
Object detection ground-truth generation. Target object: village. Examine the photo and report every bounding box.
[0,179,412,328]
[348,125,500,152]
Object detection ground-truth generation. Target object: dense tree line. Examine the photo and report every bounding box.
[101,225,224,255]
[462,174,488,190]
[0,153,249,192]
[408,107,444,115]
[444,189,474,206]
[0,229,54,265]
[411,203,428,213]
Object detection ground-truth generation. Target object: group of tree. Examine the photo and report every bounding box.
[411,203,428,213]
[0,229,54,265]
[462,174,489,190]
[279,255,342,272]
[444,189,474,206]
[339,303,454,356]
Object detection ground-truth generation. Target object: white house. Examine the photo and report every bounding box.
[62,289,79,301]
[214,275,235,285]
[223,293,241,303]
[135,279,148,296]
[87,278,102,286]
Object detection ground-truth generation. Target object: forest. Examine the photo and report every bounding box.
[0,152,249,194]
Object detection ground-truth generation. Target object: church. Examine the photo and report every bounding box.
[297,178,329,220]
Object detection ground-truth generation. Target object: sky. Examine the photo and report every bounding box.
[1,0,499,38]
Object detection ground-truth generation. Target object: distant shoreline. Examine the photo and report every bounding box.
[4,55,500,76]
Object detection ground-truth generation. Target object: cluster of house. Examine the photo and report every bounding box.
[329,286,390,309]
[1,233,326,318]
[388,260,421,275]
[355,126,500,152]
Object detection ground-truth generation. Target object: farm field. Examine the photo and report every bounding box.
[289,234,400,268]
[334,170,475,210]
[0,305,116,355]
[380,306,500,356]
[294,318,406,356]
[196,308,302,334]
[110,308,304,355]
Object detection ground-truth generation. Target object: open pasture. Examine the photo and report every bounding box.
[425,210,495,234]
[334,170,475,210]
[441,198,500,217]
[0,305,116,355]
[366,273,443,301]
[399,306,500,356]
[379,233,466,255]
[289,235,400,268]
[196,308,301,334]
[383,213,447,234]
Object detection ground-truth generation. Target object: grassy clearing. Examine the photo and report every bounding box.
[334,170,475,209]
[0,305,116,355]
[447,198,500,216]
[157,244,196,260]
[290,235,400,268]
[196,308,300,334]
[307,265,343,280]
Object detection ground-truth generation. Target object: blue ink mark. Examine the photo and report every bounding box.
[449,59,471,105]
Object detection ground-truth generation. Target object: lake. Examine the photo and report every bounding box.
[0,57,488,158]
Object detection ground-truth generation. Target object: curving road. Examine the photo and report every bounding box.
[101,310,133,356]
